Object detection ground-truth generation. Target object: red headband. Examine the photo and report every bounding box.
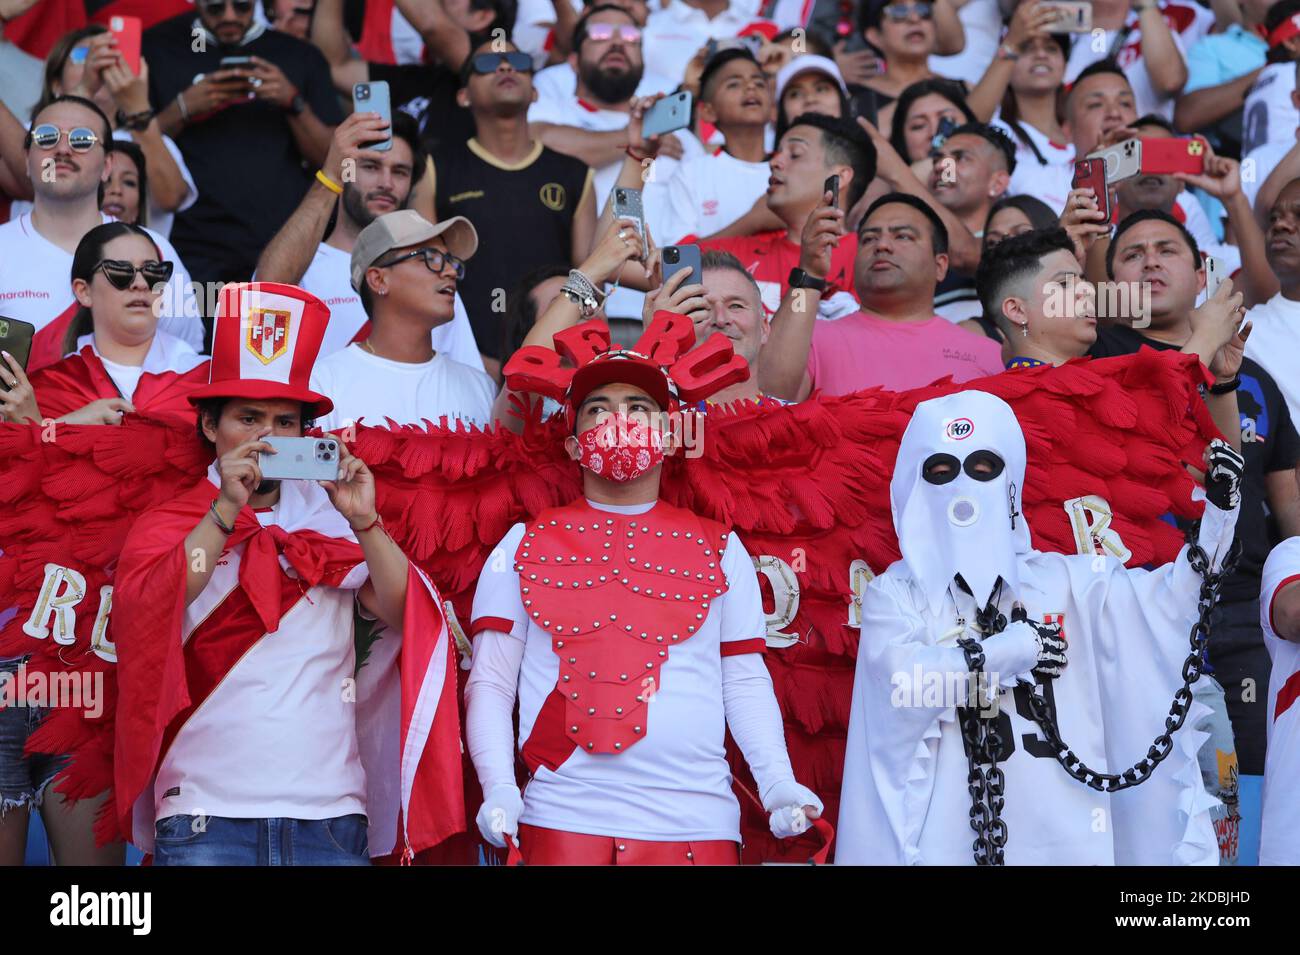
[1269,11,1300,47]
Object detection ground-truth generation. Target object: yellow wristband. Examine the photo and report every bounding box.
[315,169,343,194]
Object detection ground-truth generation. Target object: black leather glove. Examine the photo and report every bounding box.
[1204,438,1245,512]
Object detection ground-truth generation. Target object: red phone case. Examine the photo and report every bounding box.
[109,16,142,75]
[1140,137,1206,176]
[1072,158,1109,222]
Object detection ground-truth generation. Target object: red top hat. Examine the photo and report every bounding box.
[187,282,335,416]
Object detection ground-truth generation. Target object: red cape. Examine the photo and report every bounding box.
[29,345,210,422]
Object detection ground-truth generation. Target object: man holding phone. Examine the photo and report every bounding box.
[142,0,342,299]
[109,282,449,865]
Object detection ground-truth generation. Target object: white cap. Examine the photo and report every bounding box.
[775,55,849,104]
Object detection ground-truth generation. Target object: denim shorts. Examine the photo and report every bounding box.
[0,660,68,816]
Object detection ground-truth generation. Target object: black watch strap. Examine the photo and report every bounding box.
[288,93,307,116]
[788,267,827,292]
[1208,375,1241,395]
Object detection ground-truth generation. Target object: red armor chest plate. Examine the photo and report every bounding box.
[515,500,731,757]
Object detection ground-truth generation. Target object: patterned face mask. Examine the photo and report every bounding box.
[576,413,666,482]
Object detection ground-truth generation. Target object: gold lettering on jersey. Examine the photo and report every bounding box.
[539,182,567,211]
[23,563,88,645]
[449,190,485,203]
[753,555,800,648]
[1064,494,1132,562]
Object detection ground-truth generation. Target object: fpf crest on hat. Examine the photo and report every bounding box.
[187,282,336,416]
[501,312,750,414]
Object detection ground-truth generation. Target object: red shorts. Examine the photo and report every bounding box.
[517,824,740,866]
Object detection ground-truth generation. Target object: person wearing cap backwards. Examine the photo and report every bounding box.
[466,315,821,864]
[109,282,449,865]
[308,209,497,434]
[838,390,1246,865]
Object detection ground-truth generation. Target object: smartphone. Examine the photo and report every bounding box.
[824,174,840,209]
[1140,137,1206,176]
[662,244,702,286]
[258,436,341,482]
[1088,137,1141,184]
[0,316,35,389]
[612,186,645,244]
[642,91,692,140]
[931,115,957,153]
[856,87,879,129]
[218,55,254,69]
[352,81,393,151]
[1204,255,1226,300]
[1071,158,1110,223]
[108,15,142,75]
[1041,1,1092,32]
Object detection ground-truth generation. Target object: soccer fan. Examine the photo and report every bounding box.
[1174,0,1274,146]
[654,48,771,244]
[982,194,1058,248]
[32,25,196,238]
[101,140,146,226]
[6,223,206,426]
[967,3,1075,212]
[838,388,1244,864]
[255,108,481,368]
[1245,179,1300,422]
[774,55,851,143]
[850,0,967,130]
[885,77,976,164]
[640,0,778,84]
[310,210,496,433]
[1062,0,1211,121]
[528,5,702,207]
[1062,59,1139,159]
[110,283,436,865]
[760,192,1003,401]
[432,38,596,370]
[1096,210,1300,800]
[144,0,343,292]
[267,0,316,39]
[1258,535,1300,865]
[466,316,822,864]
[1240,5,1300,210]
[0,96,201,368]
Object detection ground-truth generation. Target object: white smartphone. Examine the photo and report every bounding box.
[351,81,392,151]
[1204,255,1226,300]
[642,91,692,139]
[1042,0,1092,33]
[1087,138,1141,185]
[611,186,646,243]
[258,436,341,482]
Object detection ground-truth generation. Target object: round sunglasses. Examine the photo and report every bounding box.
[29,124,101,153]
[376,247,466,280]
[470,51,534,75]
[94,259,175,290]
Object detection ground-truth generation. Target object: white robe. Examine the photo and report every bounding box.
[838,504,1236,865]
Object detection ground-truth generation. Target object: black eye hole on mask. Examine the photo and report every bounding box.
[922,453,960,485]
[963,450,1005,482]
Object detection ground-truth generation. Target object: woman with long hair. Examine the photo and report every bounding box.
[102,139,149,227]
[888,77,976,163]
[774,56,853,146]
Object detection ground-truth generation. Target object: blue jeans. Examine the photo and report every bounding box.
[152,814,370,866]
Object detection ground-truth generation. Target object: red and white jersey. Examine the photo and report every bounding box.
[1242,63,1300,208]
[150,469,370,826]
[1259,536,1300,866]
[469,501,765,841]
[0,212,202,352]
[641,0,772,86]
[292,242,484,370]
[991,115,1075,214]
[1063,1,1214,120]
[653,149,770,244]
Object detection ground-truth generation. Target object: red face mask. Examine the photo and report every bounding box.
[576,413,666,482]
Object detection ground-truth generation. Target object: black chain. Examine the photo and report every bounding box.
[953,536,1237,865]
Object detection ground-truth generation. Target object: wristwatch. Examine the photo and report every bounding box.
[121,109,155,131]
[788,267,828,292]
[287,92,307,116]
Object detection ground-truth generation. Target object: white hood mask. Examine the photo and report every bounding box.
[890,391,1033,616]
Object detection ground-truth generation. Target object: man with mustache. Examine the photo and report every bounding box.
[254,111,481,367]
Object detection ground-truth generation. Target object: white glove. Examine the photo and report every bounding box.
[763,780,823,840]
[475,783,523,849]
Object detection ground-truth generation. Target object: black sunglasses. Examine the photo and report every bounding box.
[201,0,255,14]
[883,2,934,20]
[470,51,534,75]
[377,247,466,280]
[95,259,174,290]
[29,124,100,153]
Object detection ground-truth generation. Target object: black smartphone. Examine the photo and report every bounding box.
[931,116,957,153]
[662,244,702,286]
[0,316,35,390]
[824,174,840,209]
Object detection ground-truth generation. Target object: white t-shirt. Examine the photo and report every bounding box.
[74,329,205,395]
[1259,536,1300,866]
[641,0,767,86]
[929,0,1002,87]
[295,242,485,371]
[153,472,370,826]
[1063,1,1213,121]
[1245,292,1300,425]
[0,212,203,352]
[470,504,765,841]
[309,342,496,432]
[991,116,1075,214]
[655,149,770,244]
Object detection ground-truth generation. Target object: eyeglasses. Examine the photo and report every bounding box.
[68,45,90,65]
[470,51,535,75]
[29,124,101,153]
[585,23,641,44]
[377,247,466,280]
[200,0,255,14]
[882,2,934,21]
[94,259,175,290]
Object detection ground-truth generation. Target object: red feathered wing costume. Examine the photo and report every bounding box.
[28,346,211,421]
[0,350,1218,859]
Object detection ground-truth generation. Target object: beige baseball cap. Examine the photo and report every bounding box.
[350,210,479,291]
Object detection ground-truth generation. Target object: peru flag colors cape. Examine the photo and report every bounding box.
[0,350,1218,860]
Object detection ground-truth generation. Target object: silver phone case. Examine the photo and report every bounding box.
[258,436,340,482]
[1087,138,1141,184]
